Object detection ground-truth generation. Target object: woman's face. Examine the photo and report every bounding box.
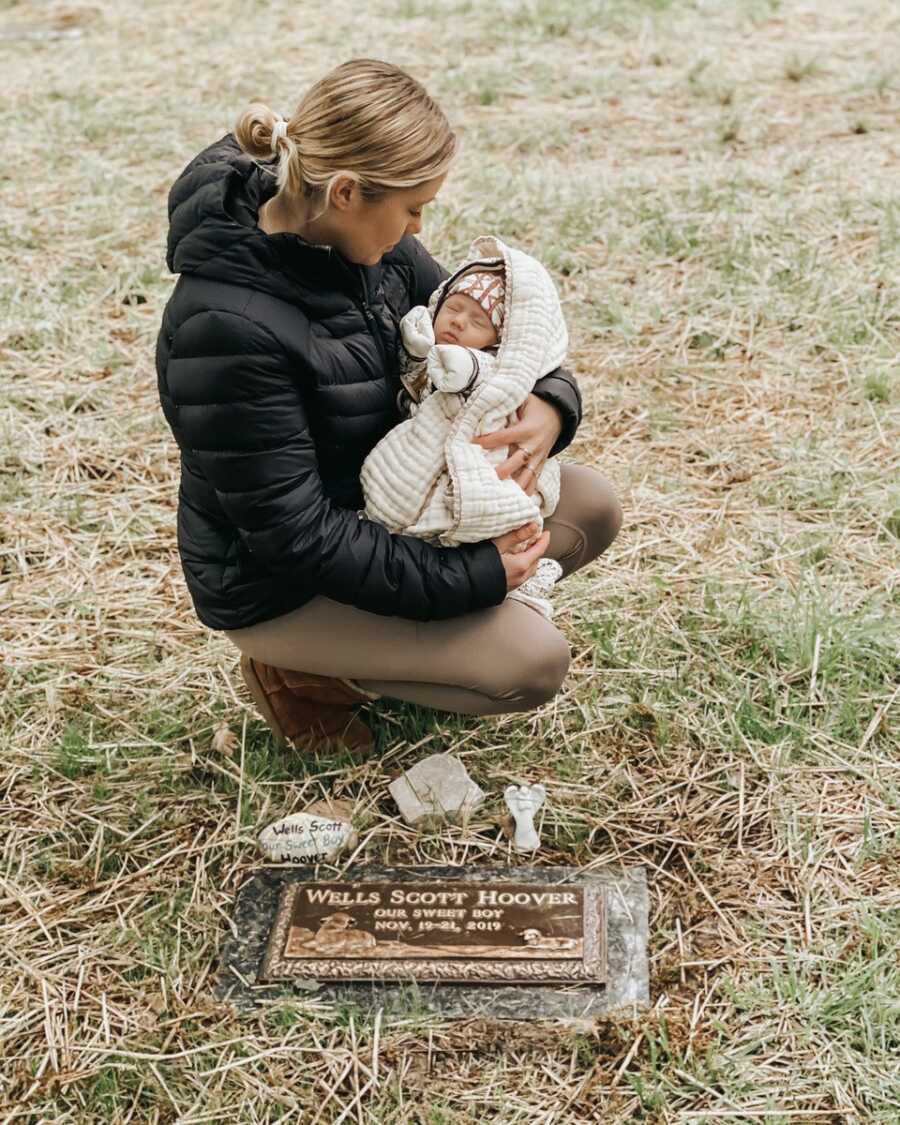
[332,174,446,266]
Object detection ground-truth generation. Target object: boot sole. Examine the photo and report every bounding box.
[239,654,288,749]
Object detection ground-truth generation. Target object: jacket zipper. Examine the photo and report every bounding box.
[358,267,388,369]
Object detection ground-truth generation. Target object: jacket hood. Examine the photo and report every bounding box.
[165,134,378,305]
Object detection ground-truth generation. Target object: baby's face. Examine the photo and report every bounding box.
[434,293,498,349]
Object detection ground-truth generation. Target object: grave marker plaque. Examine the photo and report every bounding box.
[219,865,648,1018]
[261,879,606,984]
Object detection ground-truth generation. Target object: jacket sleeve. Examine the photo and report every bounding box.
[175,312,508,622]
[531,366,582,456]
[407,237,583,455]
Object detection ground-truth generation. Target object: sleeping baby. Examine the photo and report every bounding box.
[360,235,567,617]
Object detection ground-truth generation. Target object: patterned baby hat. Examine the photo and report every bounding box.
[446,268,506,334]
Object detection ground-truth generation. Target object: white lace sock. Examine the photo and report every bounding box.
[507,557,563,618]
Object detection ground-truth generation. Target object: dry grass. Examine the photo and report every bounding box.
[2,0,899,1120]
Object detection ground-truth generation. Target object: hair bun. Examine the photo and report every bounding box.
[234,103,282,160]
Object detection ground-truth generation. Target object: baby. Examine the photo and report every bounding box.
[398,268,506,410]
[435,276,501,349]
[361,236,567,617]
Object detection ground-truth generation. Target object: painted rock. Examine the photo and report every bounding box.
[258,807,357,865]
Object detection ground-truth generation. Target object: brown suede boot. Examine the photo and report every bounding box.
[240,655,379,755]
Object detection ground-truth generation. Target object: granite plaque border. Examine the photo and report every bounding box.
[218,865,649,1019]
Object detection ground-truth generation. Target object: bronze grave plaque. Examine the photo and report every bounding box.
[261,880,606,983]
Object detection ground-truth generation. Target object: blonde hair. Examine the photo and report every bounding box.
[234,59,456,213]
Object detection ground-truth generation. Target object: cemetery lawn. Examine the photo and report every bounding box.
[2,0,898,1120]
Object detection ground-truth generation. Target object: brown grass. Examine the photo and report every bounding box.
[2,0,899,1120]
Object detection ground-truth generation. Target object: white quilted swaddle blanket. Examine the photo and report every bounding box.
[361,235,568,552]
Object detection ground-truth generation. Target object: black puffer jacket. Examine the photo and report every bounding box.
[156,136,583,630]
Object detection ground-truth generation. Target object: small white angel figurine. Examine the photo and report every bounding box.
[504,783,547,852]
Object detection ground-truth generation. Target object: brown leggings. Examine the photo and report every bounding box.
[226,464,621,716]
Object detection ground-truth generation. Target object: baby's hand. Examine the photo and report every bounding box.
[426,344,479,394]
[400,306,435,359]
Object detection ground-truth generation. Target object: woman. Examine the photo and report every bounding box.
[156,59,621,753]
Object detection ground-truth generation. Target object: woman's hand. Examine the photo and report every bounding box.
[472,394,563,496]
[491,522,551,592]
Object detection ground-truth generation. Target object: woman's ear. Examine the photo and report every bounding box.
[329,174,361,212]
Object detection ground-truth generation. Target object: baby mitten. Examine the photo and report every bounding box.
[426,344,480,394]
[400,305,435,359]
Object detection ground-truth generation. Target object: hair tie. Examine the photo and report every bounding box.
[271,117,288,155]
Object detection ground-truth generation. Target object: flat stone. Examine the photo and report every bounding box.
[388,753,485,828]
[217,865,649,1019]
[258,809,357,866]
